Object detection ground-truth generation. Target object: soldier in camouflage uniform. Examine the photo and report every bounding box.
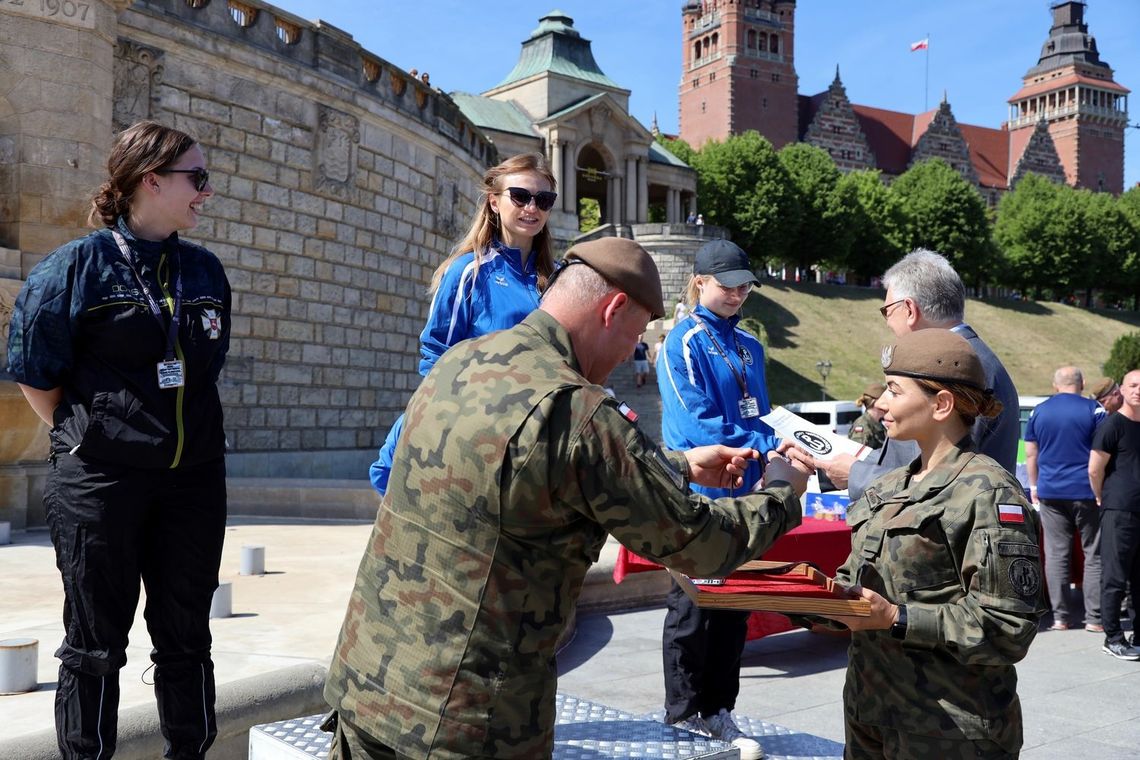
[819,330,1045,759]
[324,238,812,759]
[847,382,887,450]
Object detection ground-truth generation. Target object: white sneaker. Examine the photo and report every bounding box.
[670,715,711,736]
[706,708,765,760]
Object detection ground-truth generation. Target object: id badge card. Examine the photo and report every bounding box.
[157,360,185,389]
[738,396,760,419]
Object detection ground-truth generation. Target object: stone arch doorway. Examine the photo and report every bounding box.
[576,143,612,231]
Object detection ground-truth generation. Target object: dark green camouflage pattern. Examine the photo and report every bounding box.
[846,410,887,450]
[835,442,1045,754]
[325,310,801,759]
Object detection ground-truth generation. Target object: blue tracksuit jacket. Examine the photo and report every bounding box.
[369,241,540,494]
[657,304,779,498]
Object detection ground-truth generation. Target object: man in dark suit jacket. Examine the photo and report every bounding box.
[815,250,1020,501]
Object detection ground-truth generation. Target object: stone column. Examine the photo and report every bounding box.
[550,138,563,201]
[0,0,126,265]
[665,188,678,223]
[563,141,577,214]
[688,194,698,218]
[625,155,637,223]
[637,158,648,223]
[608,176,621,225]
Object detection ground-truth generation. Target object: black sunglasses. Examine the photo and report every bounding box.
[157,167,210,192]
[879,298,907,319]
[503,186,558,212]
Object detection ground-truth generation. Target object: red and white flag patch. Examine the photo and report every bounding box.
[618,402,638,422]
[998,504,1025,524]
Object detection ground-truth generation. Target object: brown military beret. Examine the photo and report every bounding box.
[562,238,666,319]
[1088,376,1119,401]
[880,329,987,391]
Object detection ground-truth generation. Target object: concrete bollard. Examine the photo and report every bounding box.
[210,582,233,619]
[0,521,10,545]
[0,638,39,694]
[240,544,265,576]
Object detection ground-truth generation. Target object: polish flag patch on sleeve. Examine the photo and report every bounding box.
[618,402,638,422]
[998,504,1026,524]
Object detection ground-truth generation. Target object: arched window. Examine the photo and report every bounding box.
[694,42,701,61]
[712,32,719,55]
[747,29,757,49]
[759,34,767,52]
[770,34,779,54]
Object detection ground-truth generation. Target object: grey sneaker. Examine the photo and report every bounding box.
[671,715,711,736]
[1102,639,1140,661]
[706,709,765,760]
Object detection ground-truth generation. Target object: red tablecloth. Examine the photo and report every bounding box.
[613,518,853,639]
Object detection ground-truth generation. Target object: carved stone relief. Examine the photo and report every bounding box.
[314,106,360,200]
[433,158,461,240]
[113,39,165,132]
[589,106,612,139]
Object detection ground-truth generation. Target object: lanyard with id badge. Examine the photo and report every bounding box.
[691,313,760,420]
[111,231,184,389]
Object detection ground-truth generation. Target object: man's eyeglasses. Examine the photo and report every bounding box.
[503,186,558,212]
[157,167,210,192]
[879,298,907,319]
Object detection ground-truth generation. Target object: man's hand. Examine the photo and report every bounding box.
[760,454,812,497]
[812,452,855,489]
[815,584,897,632]
[683,445,761,489]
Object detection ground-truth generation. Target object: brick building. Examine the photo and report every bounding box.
[679,0,1127,196]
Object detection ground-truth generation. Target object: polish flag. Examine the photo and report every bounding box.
[910,38,929,52]
[998,504,1025,524]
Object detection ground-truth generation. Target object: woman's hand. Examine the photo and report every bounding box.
[816,584,899,632]
[760,454,811,497]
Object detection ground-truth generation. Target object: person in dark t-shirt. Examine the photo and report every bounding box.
[632,334,650,387]
[1090,369,1140,660]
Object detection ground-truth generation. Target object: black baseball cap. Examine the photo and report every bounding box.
[694,239,760,288]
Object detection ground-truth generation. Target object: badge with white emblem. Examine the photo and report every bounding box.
[881,344,895,369]
[738,346,754,366]
[201,308,222,340]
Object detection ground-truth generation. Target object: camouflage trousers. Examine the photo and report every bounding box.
[325,713,401,760]
[845,717,1017,759]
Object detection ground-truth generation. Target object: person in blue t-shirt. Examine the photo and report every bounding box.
[1024,366,1108,631]
[369,153,557,495]
[656,240,780,760]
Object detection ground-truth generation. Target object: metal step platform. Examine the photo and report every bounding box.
[249,693,843,759]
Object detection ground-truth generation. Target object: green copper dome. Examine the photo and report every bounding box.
[494,10,621,90]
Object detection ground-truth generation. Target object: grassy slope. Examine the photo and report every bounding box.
[744,281,1140,405]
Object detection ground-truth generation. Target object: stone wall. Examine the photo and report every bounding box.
[113,0,496,472]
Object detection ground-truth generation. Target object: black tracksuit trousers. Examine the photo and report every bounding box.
[45,453,226,759]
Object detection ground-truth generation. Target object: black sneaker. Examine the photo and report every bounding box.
[1102,640,1140,661]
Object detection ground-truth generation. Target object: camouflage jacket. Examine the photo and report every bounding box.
[325,310,801,759]
[846,410,886,450]
[835,441,1045,752]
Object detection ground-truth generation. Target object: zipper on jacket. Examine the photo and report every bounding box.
[158,253,186,469]
[980,531,991,568]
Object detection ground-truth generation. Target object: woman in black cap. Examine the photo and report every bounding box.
[819,329,1044,759]
[656,239,776,759]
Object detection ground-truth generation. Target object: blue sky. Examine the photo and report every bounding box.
[275,1,1140,189]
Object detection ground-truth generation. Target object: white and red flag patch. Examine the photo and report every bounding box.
[998,504,1025,524]
[618,402,638,422]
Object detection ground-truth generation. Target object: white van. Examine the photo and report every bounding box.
[781,400,861,436]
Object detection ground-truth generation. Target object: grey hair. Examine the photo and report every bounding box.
[541,262,617,310]
[882,249,965,324]
[1053,366,1083,389]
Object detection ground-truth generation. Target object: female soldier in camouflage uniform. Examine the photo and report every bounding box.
[821,330,1044,759]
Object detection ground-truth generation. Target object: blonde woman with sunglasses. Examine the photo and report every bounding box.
[370,152,557,494]
[8,120,230,759]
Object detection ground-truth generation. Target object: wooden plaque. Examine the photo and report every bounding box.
[669,560,871,616]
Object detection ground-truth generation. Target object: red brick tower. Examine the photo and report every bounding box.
[678,0,799,150]
[1006,1,1129,193]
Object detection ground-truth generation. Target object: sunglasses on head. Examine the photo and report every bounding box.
[503,186,558,212]
[157,167,210,192]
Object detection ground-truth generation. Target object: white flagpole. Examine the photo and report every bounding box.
[924,32,930,111]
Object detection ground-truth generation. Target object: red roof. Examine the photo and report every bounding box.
[1008,72,1130,102]
[958,123,1010,189]
[850,104,916,175]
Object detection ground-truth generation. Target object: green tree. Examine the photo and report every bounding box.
[836,169,907,281]
[777,143,855,272]
[1104,332,1140,380]
[993,172,1067,298]
[893,158,993,288]
[1115,186,1140,309]
[578,197,601,234]
[1083,190,1137,307]
[691,131,800,265]
[659,136,697,167]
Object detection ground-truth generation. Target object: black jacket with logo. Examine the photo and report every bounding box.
[7,218,230,469]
